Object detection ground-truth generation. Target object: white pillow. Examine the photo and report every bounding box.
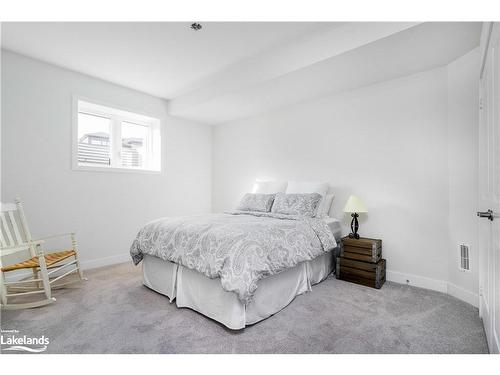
[285,181,330,217]
[317,193,334,218]
[252,180,288,194]
[285,181,328,197]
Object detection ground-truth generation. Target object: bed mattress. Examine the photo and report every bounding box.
[142,218,342,329]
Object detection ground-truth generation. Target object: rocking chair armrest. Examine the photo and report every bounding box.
[1,240,45,256]
[31,232,76,242]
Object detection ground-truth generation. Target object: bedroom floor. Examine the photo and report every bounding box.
[1,262,488,354]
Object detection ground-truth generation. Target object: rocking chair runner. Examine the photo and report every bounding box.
[0,198,86,310]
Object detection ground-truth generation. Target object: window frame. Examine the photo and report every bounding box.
[72,96,162,174]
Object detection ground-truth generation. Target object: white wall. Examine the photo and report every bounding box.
[1,48,480,306]
[213,67,451,287]
[213,56,479,303]
[447,48,480,306]
[1,50,212,269]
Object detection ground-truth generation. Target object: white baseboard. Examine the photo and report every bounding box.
[493,328,500,354]
[386,269,448,293]
[6,254,481,309]
[80,253,131,270]
[447,282,479,308]
[387,269,479,308]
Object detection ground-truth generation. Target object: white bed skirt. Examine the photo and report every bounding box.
[142,251,335,330]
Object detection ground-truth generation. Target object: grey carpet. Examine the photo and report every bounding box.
[0,262,488,354]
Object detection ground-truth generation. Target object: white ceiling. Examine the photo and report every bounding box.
[169,22,482,124]
[1,22,333,98]
[1,22,482,125]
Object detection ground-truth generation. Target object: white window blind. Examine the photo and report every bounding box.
[120,121,149,168]
[77,112,112,166]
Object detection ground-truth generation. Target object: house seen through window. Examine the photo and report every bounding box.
[74,99,161,172]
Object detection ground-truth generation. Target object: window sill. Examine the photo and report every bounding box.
[72,164,161,175]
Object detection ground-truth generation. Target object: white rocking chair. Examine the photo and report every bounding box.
[0,198,86,310]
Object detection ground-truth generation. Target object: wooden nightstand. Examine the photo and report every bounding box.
[336,236,386,289]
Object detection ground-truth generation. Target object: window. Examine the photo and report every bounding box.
[73,99,161,173]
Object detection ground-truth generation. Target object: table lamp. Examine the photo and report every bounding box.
[343,195,367,239]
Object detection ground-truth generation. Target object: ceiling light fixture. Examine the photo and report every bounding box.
[190,23,202,31]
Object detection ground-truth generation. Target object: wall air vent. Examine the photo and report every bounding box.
[459,244,470,271]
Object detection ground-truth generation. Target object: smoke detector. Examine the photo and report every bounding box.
[190,23,202,31]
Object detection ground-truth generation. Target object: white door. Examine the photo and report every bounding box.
[478,22,500,354]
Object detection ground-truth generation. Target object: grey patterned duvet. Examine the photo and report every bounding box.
[130,211,337,305]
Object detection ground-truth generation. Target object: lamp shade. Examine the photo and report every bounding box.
[343,195,367,213]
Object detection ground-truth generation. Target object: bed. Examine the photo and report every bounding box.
[130,183,341,329]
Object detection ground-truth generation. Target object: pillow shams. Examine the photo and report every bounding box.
[271,192,322,217]
[317,193,334,218]
[285,181,328,197]
[285,181,330,217]
[237,193,275,212]
[253,180,288,194]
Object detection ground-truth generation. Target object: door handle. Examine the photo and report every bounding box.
[477,209,494,221]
